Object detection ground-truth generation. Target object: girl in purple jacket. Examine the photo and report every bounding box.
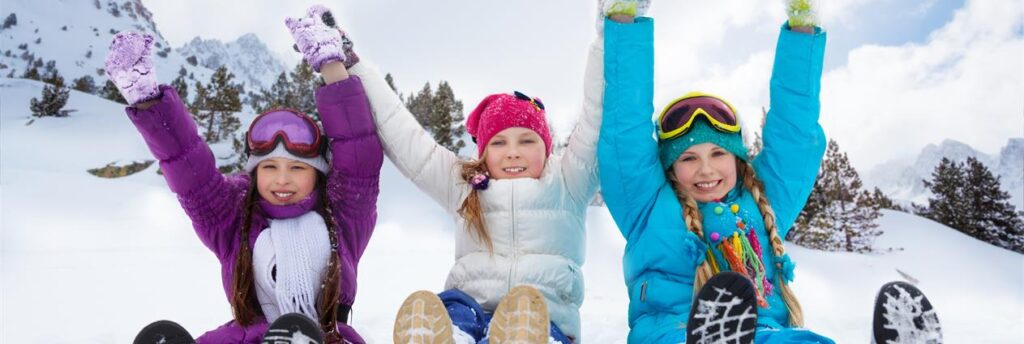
[109,6,382,344]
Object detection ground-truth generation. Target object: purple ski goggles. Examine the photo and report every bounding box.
[245,109,325,158]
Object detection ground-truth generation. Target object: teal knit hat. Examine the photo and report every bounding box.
[658,116,748,170]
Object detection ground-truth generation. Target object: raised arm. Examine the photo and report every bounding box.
[556,27,605,205]
[347,65,467,213]
[597,13,662,239]
[317,75,383,260]
[106,32,246,259]
[753,2,828,238]
[288,5,385,260]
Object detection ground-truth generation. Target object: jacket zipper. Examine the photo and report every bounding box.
[508,183,517,292]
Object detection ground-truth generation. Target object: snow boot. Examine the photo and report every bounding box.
[686,271,758,344]
[488,285,550,344]
[872,281,942,344]
[133,320,195,344]
[262,312,324,344]
[393,290,455,344]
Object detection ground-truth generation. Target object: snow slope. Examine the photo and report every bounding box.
[1,78,1022,343]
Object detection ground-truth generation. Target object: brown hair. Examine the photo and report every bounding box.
[457,158,494,252]
[667,159,804,327]
[229,173,344,337]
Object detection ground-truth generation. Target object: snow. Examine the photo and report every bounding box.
[2,78,1023,343]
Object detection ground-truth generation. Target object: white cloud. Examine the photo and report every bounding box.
[819,0,1024,169]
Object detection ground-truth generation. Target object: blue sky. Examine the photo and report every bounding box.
[143,0,1022,171]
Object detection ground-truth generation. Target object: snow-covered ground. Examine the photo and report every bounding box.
[2,78,1022,343]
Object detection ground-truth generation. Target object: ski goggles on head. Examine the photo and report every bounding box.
[245,109,325,158]
[513,90,545,111]
[657,92,741,141]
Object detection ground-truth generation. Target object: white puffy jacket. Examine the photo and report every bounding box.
[349,37,603,341]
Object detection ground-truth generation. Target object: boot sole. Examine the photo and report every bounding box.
[489,285,550,344]
[394,290,455,344]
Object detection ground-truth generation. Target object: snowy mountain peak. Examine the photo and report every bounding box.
[175,33,287,92]
[866,138,1024,210]
[0,0,212,89]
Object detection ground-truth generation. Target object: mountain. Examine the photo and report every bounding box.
[175,33,288,92]
[0,0,214,89]
[866,138,1024,211]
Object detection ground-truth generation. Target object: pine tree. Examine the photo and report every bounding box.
[961,157,1024,252]
[171,75,189,101]
[253,72,296,114]
[748,106,767,159]
[869,187,904,212]
[919,158,969,231]
[199,66,242,143]
[384,73,403,102]
[189,80,208,119]
[791,139,882,252]
[71,75,97,94]
[406,82,434,128]
[99,79,127,104]
[30,74,69,117]
[22,65,40,80]
[289,61,321,119]
[431,81,466,153]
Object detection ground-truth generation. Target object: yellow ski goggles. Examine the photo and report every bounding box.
[657,92,741,141]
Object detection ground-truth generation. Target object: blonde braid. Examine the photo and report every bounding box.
[739,161,804,327]
[667,172,715,297]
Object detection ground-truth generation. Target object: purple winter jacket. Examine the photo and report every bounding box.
[126,77,383,343]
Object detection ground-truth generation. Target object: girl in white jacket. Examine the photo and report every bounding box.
[334,4,614,343]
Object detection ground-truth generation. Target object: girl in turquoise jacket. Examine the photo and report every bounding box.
[598,1,834,342]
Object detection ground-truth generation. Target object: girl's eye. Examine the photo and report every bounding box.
[261,164,277,170]
[290,165,307,171]
[712,151,727,157]
[490,140,505,146]
[520,139,536,144]
[680,156,696,162]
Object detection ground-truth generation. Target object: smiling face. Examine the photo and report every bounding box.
[670,143,738,203]
[255,157,318,205]
[482,127,547,179]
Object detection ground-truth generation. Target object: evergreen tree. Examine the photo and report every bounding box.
[791,139,882,252]
[30,74,69,117]
[99,79,127,104]
[189,80,208,118]
[919,158,969,231]
[289,61,321,119]
[869,187,904,212]
[171,74,189,101]
[431,81,466,153]
[198,66,242,143]
[406,82,434,128]
[748,106,767,159]
[961,157,1024,252]
[22,65,40,80]
[41,60,58,82]
[253,72,296,114]
[71,75,97,94]
[384,73,403,101]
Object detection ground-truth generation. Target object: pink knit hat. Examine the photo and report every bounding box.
[466,91,552,158]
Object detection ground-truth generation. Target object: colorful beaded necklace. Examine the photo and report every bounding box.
[704,199,772,307]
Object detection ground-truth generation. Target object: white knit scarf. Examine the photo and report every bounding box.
[266,211,331,322]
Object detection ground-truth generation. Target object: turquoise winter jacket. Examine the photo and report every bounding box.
[598,18,830,343]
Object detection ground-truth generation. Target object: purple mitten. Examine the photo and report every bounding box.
[104,32,159,105]
[285,4,345,72]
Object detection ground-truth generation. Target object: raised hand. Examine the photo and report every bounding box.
[598,0,651,28]
[285,4,345,72]
[786,0,818,29]
[104,32,159,105]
